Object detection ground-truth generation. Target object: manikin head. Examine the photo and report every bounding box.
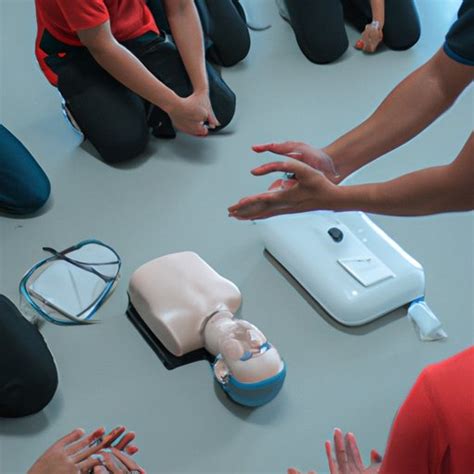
[204,310,286,407]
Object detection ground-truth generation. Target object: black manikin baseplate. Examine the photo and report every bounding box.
[126,302,214,370]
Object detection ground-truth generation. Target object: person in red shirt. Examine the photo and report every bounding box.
[288,346,474,474]
[34,0,246,164]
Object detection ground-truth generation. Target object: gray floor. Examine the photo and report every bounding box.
[0,0,473,473]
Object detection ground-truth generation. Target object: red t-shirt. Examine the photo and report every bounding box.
[380,347,474,474]
[35,0,159,85]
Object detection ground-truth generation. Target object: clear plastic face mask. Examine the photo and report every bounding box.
[20,240,121,325]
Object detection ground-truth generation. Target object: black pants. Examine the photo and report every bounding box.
[0,295,58,418]
[55,33,236,164]
[147,0,251,67]
[283,0,421,64]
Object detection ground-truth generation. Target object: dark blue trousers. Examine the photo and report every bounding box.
[0,125,50,215]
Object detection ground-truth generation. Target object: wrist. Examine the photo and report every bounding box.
[160,92,183,114]
[322,145,352,184]
[193,84,209,95]
[335,183,379,212]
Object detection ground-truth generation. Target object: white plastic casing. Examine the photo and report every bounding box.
[257,211,425,326]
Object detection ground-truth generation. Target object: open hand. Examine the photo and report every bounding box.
[228,150,339,220]
[355,23,383,53]
[28,426,140,474]
[27,428,107,474]
[325,429,382,474]
[288,429,382,474]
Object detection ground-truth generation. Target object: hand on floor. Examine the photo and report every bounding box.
[27,426,140,474]
[92,448,146,473]
[228,145,339,220]
[355,23,383,53]
[27,427,108,474]
[168,92,218,137]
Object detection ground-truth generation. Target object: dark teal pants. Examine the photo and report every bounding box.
[0,125,50,214]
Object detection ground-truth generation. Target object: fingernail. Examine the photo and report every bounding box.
[103,448,112,453]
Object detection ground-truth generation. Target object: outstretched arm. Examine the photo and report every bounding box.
[324,49,474,181]
[337,133,473,215]
[228,134,473,219]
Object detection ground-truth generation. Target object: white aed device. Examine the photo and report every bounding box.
[256,211,444,335]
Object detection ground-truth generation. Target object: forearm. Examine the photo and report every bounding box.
[370,0,385,27]
[332,135,473,216]
[323,49,472,182]
[90,41,179,112]
[335,167,470,216]
[167,2,208,93]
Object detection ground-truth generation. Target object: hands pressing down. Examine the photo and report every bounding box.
[288,428,382,474]
[228,142,341,220]
[28,426,146,474]
[355,22,384,53]
[168,91,220,137]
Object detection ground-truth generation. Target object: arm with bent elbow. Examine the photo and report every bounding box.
[77,21,209,136]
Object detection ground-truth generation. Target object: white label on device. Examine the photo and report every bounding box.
[338,255,395,287]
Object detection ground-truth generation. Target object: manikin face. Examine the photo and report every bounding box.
[212,319,284,384]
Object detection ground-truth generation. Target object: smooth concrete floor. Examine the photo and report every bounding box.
[0,0,473,473]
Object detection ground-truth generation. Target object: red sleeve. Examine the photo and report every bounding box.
[56,0,110,32]
[379,370,444,474]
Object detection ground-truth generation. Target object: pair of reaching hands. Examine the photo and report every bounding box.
[28,426,145,474]
[288,429,383,474]
[168,91,219,137]
[228,141,341,220]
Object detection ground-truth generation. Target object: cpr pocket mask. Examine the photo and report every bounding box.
[20,239,121,325]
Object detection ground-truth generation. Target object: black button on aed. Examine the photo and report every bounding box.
[328,227,344,242]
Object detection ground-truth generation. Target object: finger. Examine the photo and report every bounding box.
[252,141,301,155]
[287,469,301,474]
[363,43,377,53]
[72,426,125,462]
[111,448,146,473]
[228,191,284,217]
[125,445,139,456]
[66,427,105,455]
[268,178,297,192]
[114,432,136,451]
[55,428,86,448]
[355,39,364,49]
[77,454,104,472]
[370,449,383,464]
[334,428,349,473]
[191,123,208,137]
[345,432,364,470]
[99,451,123,474]
[94,467,108,474]
[251,160,311,179]
[207,108,220,129]
[325,440,337,474]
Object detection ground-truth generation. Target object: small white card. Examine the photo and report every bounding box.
[338,255,395,287]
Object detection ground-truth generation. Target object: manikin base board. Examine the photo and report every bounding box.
[127,302,214,370]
